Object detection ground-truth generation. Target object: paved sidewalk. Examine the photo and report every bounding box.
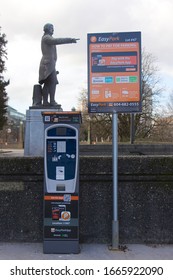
[0,149,24,157]
[0,243,172,260]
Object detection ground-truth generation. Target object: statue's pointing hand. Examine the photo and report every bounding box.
[72,38,80,43]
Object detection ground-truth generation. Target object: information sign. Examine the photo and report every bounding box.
[87,32,142,113]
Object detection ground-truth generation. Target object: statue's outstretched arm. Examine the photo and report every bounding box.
[44,35,79,45]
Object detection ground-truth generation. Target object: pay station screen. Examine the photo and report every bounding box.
[47,127,76,137]
[46,139,76,181]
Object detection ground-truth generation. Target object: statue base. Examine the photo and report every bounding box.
[29,104,62,110]
[24,106,62,156]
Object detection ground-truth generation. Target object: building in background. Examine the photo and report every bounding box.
[0,106,26,149]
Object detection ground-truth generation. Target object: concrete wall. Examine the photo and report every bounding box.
[80,144,173,155]
[0,156,173,244]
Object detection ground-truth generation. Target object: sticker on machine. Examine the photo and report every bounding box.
[60,211,71,221]
[56,166,65,180]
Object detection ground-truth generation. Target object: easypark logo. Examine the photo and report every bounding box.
[98,36,120,42]
[90,35,120,43]
[90,36,97,43]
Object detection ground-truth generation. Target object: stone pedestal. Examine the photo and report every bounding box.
[24,107,62,156]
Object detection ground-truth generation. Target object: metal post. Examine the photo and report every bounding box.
[111,113,119,250]
[130,113,135,144]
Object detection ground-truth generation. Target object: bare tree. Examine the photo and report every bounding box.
[78,89,112,143]
[119,49,164,141]
[150,93,173,142]
[0,27,9,129]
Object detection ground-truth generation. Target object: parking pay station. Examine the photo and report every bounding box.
[42,111,82,254]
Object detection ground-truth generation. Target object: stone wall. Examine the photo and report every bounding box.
[0,156,173,244]
[80,144,173,155]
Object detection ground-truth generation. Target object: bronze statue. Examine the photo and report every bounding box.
[38,23,79,107]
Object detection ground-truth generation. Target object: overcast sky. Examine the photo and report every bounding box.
[1,0,173,114]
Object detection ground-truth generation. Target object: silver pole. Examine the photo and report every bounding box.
[111,113,119,249]
[130,113,135,144]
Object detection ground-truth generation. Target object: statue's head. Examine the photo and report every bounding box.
[43,23,54,35]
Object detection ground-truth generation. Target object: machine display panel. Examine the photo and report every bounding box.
[46,139,76,181]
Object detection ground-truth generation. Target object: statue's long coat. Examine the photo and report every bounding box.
[39,34,73,84]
